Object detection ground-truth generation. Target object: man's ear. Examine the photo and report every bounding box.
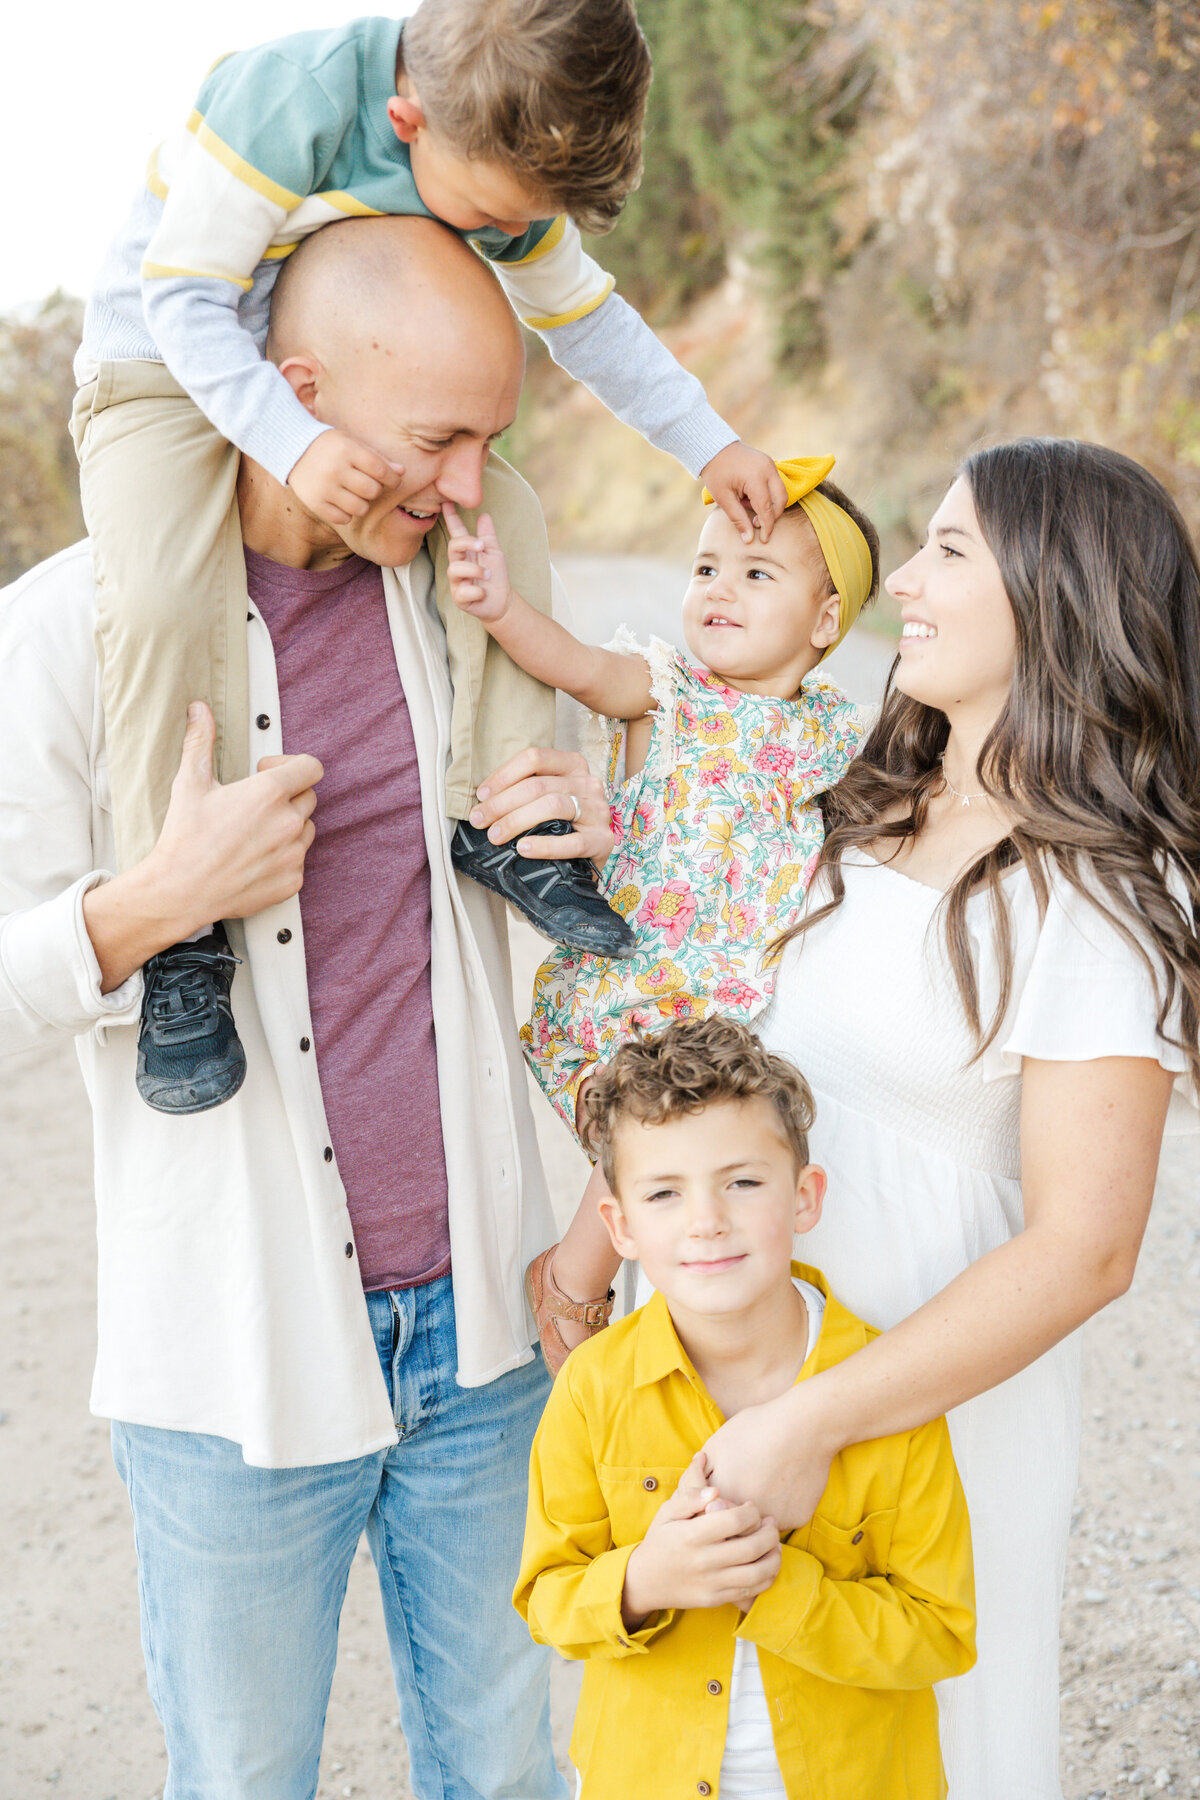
[792,1162,826,1238]
[810,592,842,652]
[598,1192,638,1262]
[276,353,324,417]
[387,92,426,145]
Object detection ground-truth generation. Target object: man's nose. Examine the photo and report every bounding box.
[435,443,487,512]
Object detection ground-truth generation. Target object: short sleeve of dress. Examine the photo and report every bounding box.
[975,869,1199,1137]
[578,630,686,786]
[796,675,866,794]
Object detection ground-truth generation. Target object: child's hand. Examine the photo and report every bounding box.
[442,503,514,623]
[701,442,789,544]
[701,1492,767,1615]
[620,1452,782,1630]
[287,430,405,527]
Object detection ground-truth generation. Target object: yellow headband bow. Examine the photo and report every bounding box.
[702,454,873,657]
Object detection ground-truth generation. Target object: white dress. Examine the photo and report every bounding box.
[758,850,1198,1800]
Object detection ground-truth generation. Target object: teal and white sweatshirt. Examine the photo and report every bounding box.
[76,16,736,485]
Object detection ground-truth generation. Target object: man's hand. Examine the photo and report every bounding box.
[442,503,514,624]
[84,703,323,992]
[148,702,323,926]
[701,442,788,544]
[471,747,614,866]
[287,430,405,527]
[621,1453,782,1630]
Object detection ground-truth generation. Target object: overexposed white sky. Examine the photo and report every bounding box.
[0,4,415,312]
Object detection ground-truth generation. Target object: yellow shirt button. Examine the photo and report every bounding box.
[706,1679,722,1695]
[698,1783,712,1795]
[642,1476,658,1491]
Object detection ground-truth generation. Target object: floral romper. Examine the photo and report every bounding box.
[522,635,864,1134]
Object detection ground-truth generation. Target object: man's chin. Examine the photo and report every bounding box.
[342,513,437,568]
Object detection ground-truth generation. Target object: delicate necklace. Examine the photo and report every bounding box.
[939,755,987,807]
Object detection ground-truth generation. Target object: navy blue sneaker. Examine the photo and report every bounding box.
[136,924,247,1114]
[451,818,636,959]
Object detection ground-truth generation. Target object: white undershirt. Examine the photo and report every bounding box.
[718,1278,826,1800]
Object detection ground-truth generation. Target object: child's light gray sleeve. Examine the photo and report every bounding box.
[142,276,330,484]
[536,291,738,480]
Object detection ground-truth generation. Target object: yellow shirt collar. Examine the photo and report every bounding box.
[631,1260,870,1393]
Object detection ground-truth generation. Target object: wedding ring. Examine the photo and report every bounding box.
[568,793,581,823]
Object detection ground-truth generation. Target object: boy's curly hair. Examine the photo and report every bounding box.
[579,1016,816,1193]
[400,0,652,234]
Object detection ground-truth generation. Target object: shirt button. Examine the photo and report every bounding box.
[277,928,292,944]
[617,1636,630,1648]
[344,1242,354,1259]
[706,1679,722,1696]
[323,1146,333,1163]
[852,1531,865,1545]
[698,1784,712,1796]
[642,1476,658,1491]
[256,713,271,730]
[300,1036,311,1053]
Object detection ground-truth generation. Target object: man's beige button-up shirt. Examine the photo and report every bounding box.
[0,541,555,1467]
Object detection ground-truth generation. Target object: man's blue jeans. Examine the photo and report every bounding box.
[111,1275,568,1800]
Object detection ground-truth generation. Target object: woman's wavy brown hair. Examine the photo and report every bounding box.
[780,437,1200,1092]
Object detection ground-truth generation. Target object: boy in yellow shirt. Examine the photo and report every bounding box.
[514,1016,976,1799]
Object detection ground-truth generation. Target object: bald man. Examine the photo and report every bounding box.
[0,217,610,1797]
[76,214,630,1115]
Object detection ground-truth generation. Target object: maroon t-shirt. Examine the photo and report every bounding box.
[246,548,450,1291]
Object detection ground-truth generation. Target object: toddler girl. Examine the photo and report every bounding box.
[445,456,879,1369]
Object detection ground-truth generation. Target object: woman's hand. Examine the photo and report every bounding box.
[702,1378,842,1533]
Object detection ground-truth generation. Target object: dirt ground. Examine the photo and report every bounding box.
[1,561,1197,1798]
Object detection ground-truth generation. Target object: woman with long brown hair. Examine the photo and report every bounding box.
[703,439,1200,1797]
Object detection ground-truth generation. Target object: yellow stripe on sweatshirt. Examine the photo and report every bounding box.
[317,190,385,218]
[141,261,254,291]
[520,276,615,331]
[187,112,304,212]
[503,213,567,268]
[146,146,168,202]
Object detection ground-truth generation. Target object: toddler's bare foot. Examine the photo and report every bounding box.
[525,1245,615,1376]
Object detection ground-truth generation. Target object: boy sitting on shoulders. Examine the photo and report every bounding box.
[514,1015,976,1799]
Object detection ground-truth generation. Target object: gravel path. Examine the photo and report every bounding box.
[1,557,1195,1798]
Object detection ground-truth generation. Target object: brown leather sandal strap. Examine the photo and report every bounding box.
[538,1250,614,1331]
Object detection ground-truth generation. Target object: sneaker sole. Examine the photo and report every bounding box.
[137,1052,248,1116]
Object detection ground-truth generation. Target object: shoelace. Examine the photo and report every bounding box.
[146,945,240,1038]
[521,856,599,899]
[469,831,599,896]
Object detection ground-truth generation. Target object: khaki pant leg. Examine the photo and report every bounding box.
[430,453,557,819]
[73,364,247,870]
